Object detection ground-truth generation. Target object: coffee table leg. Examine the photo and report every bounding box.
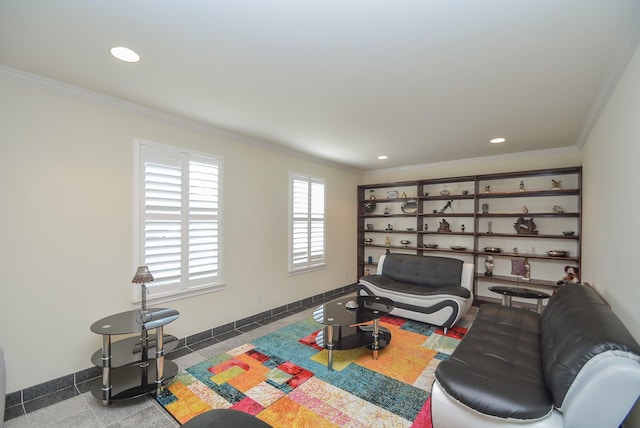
[326,325,335,371]
[372,319,380,360]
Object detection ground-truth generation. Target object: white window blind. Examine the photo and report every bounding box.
[289,173,326,272]
[137,142,223,300]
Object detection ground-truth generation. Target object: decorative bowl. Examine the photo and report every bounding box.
[548,250,568,257]
[406,227,414,231]
[450,246,466,251]
[424,243,438,248]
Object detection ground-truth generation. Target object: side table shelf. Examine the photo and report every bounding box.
[90,308,179,405]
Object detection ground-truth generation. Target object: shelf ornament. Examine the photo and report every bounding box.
[438,218,451,232]
[514,217,538,234]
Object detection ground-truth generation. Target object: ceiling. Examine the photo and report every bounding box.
[2,1,639,170]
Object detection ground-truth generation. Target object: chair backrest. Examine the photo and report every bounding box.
[380,253,463,288]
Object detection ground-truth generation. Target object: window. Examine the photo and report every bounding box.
[135,141,223,302]
[289,173,326,273]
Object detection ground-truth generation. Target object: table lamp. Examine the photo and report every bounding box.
[132,266,154,322]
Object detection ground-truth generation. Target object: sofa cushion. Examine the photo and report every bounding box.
[381,253,463,288]
[361,274,471,299]
[435,304,552,420]
[540,284,640,408]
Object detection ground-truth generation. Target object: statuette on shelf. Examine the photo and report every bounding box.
[369,189,376,200]
[440,186,450,196]
[484,185,491,193]
[487,221,493,234]
[522,205,528,213]
[461,224,465,232]
[384,206,391,215]
[552,205,565,213]
[552,179,562,190]
[519,181,526,192]
[438,218,451,232]
[462,190,469,195]
[366,223,374,230]
[385,224,393,231]
[385,236,391,246]
[482,203,489,214]
[401,192,407,198]
[364,238,373,245]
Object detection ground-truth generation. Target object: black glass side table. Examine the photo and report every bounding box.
[489,286,551,313]
[90,308,179,405]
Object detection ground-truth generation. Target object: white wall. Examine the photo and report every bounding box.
[581,38,640,428]
[0,71,362,394]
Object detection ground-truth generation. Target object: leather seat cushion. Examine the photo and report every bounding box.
[361,274,471,299]
[435,304,553,420]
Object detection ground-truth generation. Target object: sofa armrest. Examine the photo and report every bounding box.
[461,263,474,291]
[559,351,640,428]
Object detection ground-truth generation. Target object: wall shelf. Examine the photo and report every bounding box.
[357,166,582,302]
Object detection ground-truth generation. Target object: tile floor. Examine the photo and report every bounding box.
[3,301,478,428]
[3,307,318,428]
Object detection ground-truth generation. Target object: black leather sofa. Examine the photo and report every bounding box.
[431,283,640,427]
[358,253,474,333]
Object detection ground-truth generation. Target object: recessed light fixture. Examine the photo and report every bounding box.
[110,46,140,63]
[377,155,388,160]
[490,137,506,144]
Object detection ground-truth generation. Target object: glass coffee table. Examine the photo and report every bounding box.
[313,295,394,370]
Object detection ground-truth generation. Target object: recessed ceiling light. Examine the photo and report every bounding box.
[377,155,388,160]
[490,137,506,144]
[110,46,140,63]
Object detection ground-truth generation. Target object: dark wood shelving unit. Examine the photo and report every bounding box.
[357,166,582,302]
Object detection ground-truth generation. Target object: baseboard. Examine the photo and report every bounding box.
[3,283,358,422]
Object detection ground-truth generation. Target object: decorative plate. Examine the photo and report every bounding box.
[363,201,376,213]
[386,190,399,199]
[401,200,418,213]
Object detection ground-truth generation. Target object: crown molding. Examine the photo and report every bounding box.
[0,65,359,173]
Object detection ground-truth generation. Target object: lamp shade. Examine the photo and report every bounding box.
[132,266,154,284]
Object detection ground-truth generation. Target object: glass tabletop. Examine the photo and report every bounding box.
[313,295,394,327]
[489,286,551,299]
[90,308,179,335]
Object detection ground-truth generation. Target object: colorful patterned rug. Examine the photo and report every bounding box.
[157,315,468,427]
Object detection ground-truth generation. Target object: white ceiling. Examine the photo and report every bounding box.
[2,1,639,170]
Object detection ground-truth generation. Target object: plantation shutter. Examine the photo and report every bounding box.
[290,174,326,272]
[139,143,222,297]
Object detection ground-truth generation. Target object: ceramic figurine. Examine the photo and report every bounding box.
[369,189,376,200]
[484,256,494,277]
[519,181,525,191]
[552,179,562,190]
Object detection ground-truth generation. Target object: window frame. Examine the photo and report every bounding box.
[134,140,224,304]
[288,172,326,274]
